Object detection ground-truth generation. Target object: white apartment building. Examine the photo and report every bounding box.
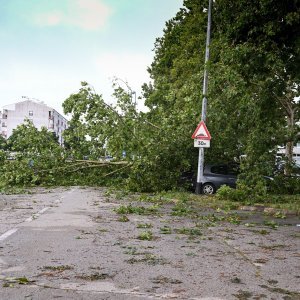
[0,98,68,145]
[277,143,300,165]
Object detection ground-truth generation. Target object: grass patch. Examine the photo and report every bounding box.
[250,229,270,235]
[0,186,28,195]
[137,231,153,241]
[123,246,150,256]
[114,204,159,215]
[161,191,240,211]
[186,252,198,257]
[147,191,299,214]
[226,213,242,225]
[126,254,167,265]
[151,275,182,284]
[117,215,130,222]
[2,276,35,287]
[137,193,174,204]
[175,227,202,236]
[42,265,73,271]
[171,201,194,216]
[233,290,253,299]
[76,272,112,281]
[123,246,138,255]
[159,226,172,234]
[260,244,286,250]
[260,285,300,299]
[263,220,279,229]
[198,213,242,225]
[262,195,300,214]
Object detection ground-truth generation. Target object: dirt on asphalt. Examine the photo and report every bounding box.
[0,187,299,300]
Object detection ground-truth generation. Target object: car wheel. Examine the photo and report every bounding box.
[202,183,216,195]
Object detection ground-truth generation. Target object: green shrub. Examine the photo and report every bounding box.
[268,175,300,195]
[216,185,248,202]
[137,231,153,241]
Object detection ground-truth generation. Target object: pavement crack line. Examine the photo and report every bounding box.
[211,229,262,278]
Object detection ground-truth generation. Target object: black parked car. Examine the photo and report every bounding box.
[179,164,239,194]
[201,164,239,194]
[202,165,275,194]
[184,164,273,195]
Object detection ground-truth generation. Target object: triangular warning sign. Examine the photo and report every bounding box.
[192,121,211,140]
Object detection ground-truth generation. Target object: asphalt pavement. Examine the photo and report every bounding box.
[0,187,299,300]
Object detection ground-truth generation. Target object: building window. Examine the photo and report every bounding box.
[2,122,7,127]
[29,111,33,116]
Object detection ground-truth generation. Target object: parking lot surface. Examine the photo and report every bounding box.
[0,187,299,299]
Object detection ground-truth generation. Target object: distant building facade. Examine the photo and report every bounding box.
[277,143,300,165]
[0,98,68,145]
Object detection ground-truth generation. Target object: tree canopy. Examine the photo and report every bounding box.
[60,0,299,192]
[0,0,299,195]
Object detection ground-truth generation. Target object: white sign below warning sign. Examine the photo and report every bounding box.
[194,139,210,148]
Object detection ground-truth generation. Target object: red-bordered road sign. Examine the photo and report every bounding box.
[192,121,211,140]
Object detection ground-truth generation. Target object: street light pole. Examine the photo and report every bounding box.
[195,0,212,194]
[131,91,137,160]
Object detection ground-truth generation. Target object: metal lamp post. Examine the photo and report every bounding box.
[131,91,137,160]
[195,0,212,194]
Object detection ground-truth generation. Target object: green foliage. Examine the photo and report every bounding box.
[219,180,270,204]
[216,185,249,202]
[210,0,299,179]
[171,201,193,216]
[0,160,36,187]
[263,220,279,229]
[54,0,299,194]
[0,135,7,150]
[268,175,300,195]
[1,1,299,195]
[62,82,106,159]
[137,231,153,241]
[0,120,65,188]
[175,227,202,236]
[62,80,138,161]
[117,215,130,222]
[159,226,172,234]
[7,119,59,152]
[114,204,159,215]
[0,119,127,189]
[139,0,298,192]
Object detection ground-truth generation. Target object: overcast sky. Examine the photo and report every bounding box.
[0,0,183,114]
